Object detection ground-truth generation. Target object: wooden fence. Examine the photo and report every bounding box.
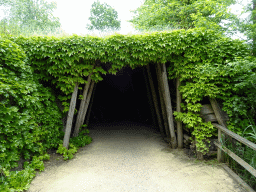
[213,123,256,177]
[213,123,256,191]
[204,99,256,191]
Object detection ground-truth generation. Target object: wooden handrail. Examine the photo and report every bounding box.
[213,123,256,182]
[214,142,256,178]
[212,123,256,151]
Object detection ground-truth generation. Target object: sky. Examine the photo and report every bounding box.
[0,0,251,37]
[45,0,144,35]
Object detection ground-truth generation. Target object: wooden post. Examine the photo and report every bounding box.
[85,83,97,126]
[73,75,92,137]
[142,67,157,128]
[155,64,170,137]
[158,63,177,148]
[209,98,225,162]
[146,65,166,137]
[63,82,79,149]
[176,77,183,149]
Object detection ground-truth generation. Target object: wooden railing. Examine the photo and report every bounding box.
[213,123,256,178]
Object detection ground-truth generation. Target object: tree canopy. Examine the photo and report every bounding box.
[129,0,237,33]
[234,0,256,55]
[0,0,61,36]
[86,0,121,31]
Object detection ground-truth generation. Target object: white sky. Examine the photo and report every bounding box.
[0,0,251,37]
[46,0,144,35]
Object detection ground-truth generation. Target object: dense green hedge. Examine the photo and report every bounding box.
[0,38,65,191]
[0,37,92,191]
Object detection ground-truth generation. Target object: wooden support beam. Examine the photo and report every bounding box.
[158,63,177,148]
[81,81,95,126]
[63,82,79,149]
[155,63,170,137]
[176,77,183,148]
[142,67,157,128]
[210,98,225,162]
[85,83,97,126]
[73,75,92,137]
[209,98,226,127]
[145,65,165,137]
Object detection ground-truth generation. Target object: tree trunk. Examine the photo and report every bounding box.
[73,75,92,137]
[63,82,79,149]
[176,77,183,148]
[159,63,177,148]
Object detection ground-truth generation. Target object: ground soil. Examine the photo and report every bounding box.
[26,121,246,192]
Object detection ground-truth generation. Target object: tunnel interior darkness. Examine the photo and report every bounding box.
[87,65,155,126]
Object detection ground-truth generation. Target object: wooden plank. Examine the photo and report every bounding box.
[221,164,255,192]
[142,67,158,128]
[146,65,165,137]
[85,83,97,126]
[213,123,256,151]
[200,104,214,115]
[155,63,170,137]
[214,141,256,178]
[159,63,177,148]
[63,82,79,149]
[176,77,183,148]
[73,74,92,137]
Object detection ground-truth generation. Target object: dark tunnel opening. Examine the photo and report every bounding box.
[87,65,158,130]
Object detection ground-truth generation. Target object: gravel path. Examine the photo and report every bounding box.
[28,121,246,192]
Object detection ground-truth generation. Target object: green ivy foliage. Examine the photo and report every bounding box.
[0,38,64,191]
[172,56,256,154]
[214,58,256,139]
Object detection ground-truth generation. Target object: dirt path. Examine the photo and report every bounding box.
[28,121,246,192]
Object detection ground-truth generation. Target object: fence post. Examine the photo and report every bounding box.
[217,128,224,162]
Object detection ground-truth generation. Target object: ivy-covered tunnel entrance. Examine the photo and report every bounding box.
[88,66,154,125]
[63,62,180,150]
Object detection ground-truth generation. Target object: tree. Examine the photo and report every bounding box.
[129,0,237,33]
[86,0,121,31]
[0,0,61,36]
[234,0,256,55]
